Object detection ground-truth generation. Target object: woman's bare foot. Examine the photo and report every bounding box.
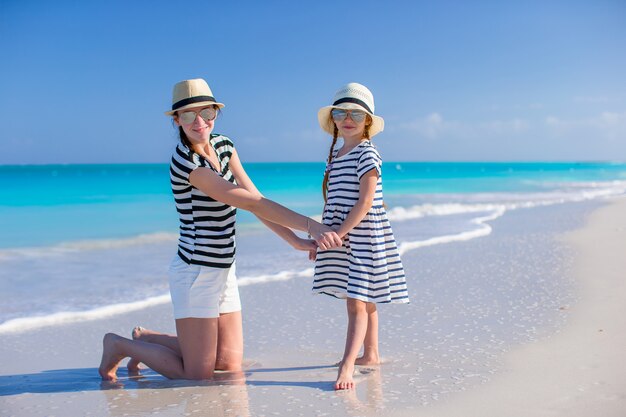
[127,326,148,372]
[132,325,158,341]
[335,361,356,390]
[99,333,126,381]
[354,353,380,366]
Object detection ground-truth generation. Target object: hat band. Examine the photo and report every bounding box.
[172,95,216,111]
[332,97,373,114]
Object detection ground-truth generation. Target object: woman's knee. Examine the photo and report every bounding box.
[215,358,242,372]
[184,367,215,380]
[215,341,243,371]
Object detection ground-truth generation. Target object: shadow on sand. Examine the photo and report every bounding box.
[0,364,338,396]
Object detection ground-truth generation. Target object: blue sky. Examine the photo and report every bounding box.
[1,0,625,164]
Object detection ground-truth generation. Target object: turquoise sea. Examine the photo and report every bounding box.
[2,161,626,248]
[1,161,625,333]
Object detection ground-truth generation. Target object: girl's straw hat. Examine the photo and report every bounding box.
[317,82,385,137]
[165,78,225,116]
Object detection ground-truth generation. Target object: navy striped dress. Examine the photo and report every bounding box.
[313,141,409,304]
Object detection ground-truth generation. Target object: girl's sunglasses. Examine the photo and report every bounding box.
[331,109,367,123]
[178,107,217,125]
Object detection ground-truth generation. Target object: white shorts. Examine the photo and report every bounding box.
[168,255,241,319]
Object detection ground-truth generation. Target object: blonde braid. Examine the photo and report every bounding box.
[363,115,372,140]
[322,124,339,202]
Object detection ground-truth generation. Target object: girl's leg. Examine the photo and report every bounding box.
[99,317,219,381]
[215,311,244,371]
[355,302,380,365]
[336,298,369,390]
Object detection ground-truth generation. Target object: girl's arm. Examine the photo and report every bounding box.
[335,169,378,238]
[188,152,342,250]
[227,149,316,252]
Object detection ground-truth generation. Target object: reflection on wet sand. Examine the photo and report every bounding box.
[100,362,394,416]
[101,370,250,417]
[339,366,385,416]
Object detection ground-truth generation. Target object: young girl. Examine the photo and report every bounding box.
[312,83,409,390]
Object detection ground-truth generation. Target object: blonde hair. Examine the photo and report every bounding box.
[322,114,372,201]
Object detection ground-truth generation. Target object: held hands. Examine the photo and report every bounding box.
[307,218,343,250]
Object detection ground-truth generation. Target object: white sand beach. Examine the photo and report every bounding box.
[407,197,626,417]
[1,198,625,416]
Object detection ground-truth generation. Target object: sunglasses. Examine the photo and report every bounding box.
[178,107,218,125]
[331,109,367,123]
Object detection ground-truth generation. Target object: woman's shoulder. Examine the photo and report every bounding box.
[172,142,193,161]
[211,133,235,147]
[210,134,235,159]
[170,143,198,174]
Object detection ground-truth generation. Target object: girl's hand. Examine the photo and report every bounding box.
[290,237,317,261]
[308,220,343,250]
[291,237,317,252]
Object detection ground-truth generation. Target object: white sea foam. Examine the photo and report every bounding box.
[0,269,317,335]
[387,180,626,223]
[238,268,314,286]
[0,294,171,335]
[0,232,178,260]
[397,206,506,255]
[387,203,505,221]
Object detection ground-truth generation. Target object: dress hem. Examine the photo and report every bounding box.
[312,289,410,304]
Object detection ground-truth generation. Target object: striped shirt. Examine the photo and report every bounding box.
[169,134,237,268]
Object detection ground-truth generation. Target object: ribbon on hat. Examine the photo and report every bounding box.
[172,95,216,111]
[332,97,373,114]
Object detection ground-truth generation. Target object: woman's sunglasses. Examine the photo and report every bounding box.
[178,107,217,125]
[331,109,367,123]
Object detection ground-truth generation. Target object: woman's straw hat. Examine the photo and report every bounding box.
[317,82,384,137]
[165,78,225,116]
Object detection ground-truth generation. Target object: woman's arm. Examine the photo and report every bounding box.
[188,153,342,250]
[335,169,378,238]
[227,149,316,251]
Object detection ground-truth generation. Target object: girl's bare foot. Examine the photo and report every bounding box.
[354,354,380,366]
[99,333,126,381]
[335,361,356,390]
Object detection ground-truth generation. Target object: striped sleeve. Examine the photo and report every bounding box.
[356,146,382,180]
[211,134,234,168]
[170,144,198,184]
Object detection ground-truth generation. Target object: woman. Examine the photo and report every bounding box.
[99,78,342,381]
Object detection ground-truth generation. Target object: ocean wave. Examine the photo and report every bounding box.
[0,232,178,261]
[0,269,317,335]
[238,268,314,286]
[397,206,506,255]
[393,181,626,254]
[0,294,171,335]
[387,181,626,222]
